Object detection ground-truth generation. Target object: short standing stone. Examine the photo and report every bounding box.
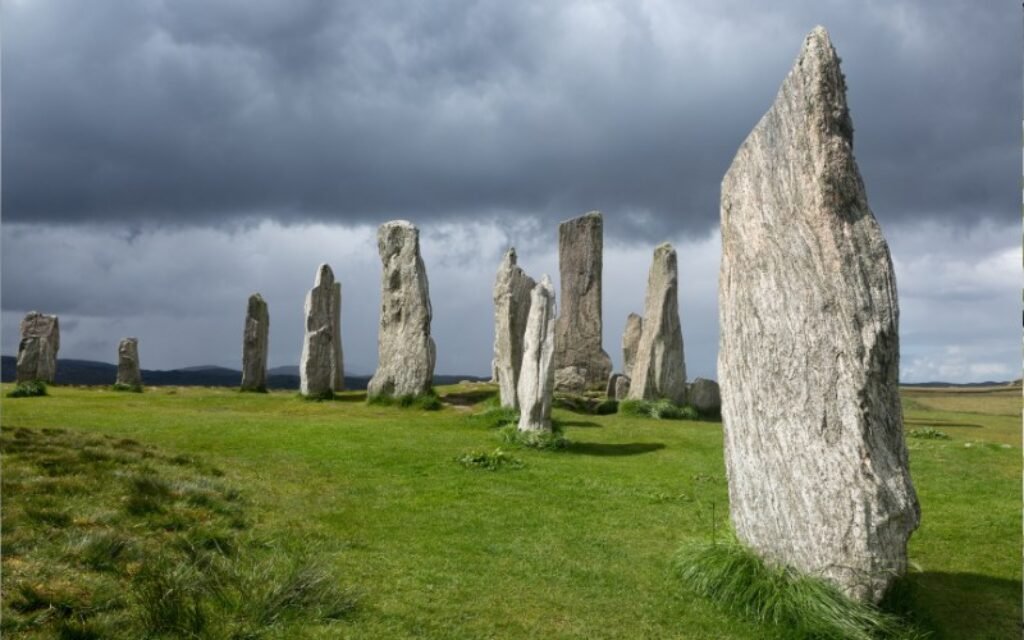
[688,378,720,414]
[368,221,436,398]
[492,248,535,408]
[605,373,623,398]
[116,338,142,388]
[718,26,919,603]
[16,312,59,383]
[518,275,556,432]
[300,264,339,397]
[553,211,612,391]
[628,243,686,405]
[622,313,643,377]
[614,375,631,401]
[332,282,345,391]
[241,293,270,391]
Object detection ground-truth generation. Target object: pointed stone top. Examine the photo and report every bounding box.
[538,274,554,291]
[561,210,603,225]
[247,293,267,315]
[503,247,518,265]
[249,292,265,303]
[381,219,416,230]
[314,263,335,287]
[654,242,675,255]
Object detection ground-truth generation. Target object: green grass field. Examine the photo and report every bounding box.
[2,383,1020,639]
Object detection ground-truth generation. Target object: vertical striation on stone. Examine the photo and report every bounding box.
[332,282,345,391]
[241,293,270,391]
[718,26,919,603]
[300,264,339,397]
[628,243,686,405]
[553,211,612,391]
[517,275,556,432]
[492,248,536,408]
[368,221,436,398]
[16,312,60,383]
[621,313,644,378]
[116,337,142,388]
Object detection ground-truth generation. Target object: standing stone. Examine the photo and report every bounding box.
[688,378,720,414]
[718,26,919,603]
[621,313,644,377]
[332,283,345,391]
[553,211,612,391]
[300,264,339,397]
[116,338,142,388]
[492,248,536,408]
[517,276,556,432]
[368,221,436,398]
[16,312,59,383]
[614,375,631,401]
[628,243,686,405]
[241,293,269,391]
[605,373,623,398]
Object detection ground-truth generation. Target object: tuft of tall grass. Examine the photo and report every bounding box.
[619,399,699,420]
[465,406,520,429]
[111,383,143,393]
[6,381,48,398]
[456,448,524,471]
[907,428,951,440]
[366,391,442,410]
[673,541,928,640]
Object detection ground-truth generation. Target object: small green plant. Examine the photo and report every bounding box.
[499,425,568,450]
[111,383,143,393]
[6,380,48,398]
[907,427,951,440]
[595,399,619,415]
[366,391,441,410]
[673,542,927,640]
[465,406,520,429]
[456,448,524,471]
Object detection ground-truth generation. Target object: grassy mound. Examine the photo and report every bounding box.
[6,381,48,398]
[1,426,355,639]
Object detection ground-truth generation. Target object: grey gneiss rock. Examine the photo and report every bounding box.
[116,337,142,388]
[605,373,623,398]
[241,293,270,391]
[517,275,556,432]
[718,26,919,603]
[16,312,59,383]
[614,375,631,401]
[553,211,612,391]
[621,313,643,377]
[492,248,536,408]
[300,264,340,397]
[628,243,686,405]
[687,378,720,414]
[368,221,436,398]
[332,282,345,391]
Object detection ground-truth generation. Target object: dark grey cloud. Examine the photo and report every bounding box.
[4,1,1017,240]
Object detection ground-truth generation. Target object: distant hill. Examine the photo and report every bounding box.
[1,356,486,390]
[901,380,1018,388]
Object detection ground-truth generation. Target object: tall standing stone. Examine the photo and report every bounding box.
[241,293,270,391]
[16,312,59,383]
[368,221,436,398]
[718,26,919,603]
[332,283,345,391]
[116,338,142,388]
[517,276,556,432]
[628,243,686,404]
[553,211,612,391]
[300,264,339,397]
[621,313,644,377]
[492,248,536,408]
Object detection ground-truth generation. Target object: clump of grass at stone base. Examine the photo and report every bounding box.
[673,540,929,640]
[499,424,568,450]
[366,390,442,410]
[6,381,48,398]
[619,398,699,420]
[0,426,356,639]
[112,382,143,393]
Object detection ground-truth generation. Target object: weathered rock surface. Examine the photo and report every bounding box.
[16,312,59,383]
[614,375,631,401]
[368,221,436,398]
[332,283,345,391]
[553,211,612,390]
[621,313,643,377]
[605,373,623,398]
[492,248,536,408]
[518,276,556,432]
[628,243,686,405]
[241,293,269,391]
[300,264,340,397]
[718,26,919,603]
[116,338,142,388]
[688,378,720,414]
[553,366,587,393]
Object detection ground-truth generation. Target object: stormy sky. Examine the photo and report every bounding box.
[2,1,1019,382]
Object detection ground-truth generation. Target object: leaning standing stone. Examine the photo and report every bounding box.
[492,248,536,408]
[300,264,339,397]
[517,276,556,432]
[368,221,436,398]
[116,338,143,388]
[718,26,919,603]
[628,243,686,405]
[621,313,643,378]
[553,211,612,391]
[241,293,270,391]
[16,312,59,383]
